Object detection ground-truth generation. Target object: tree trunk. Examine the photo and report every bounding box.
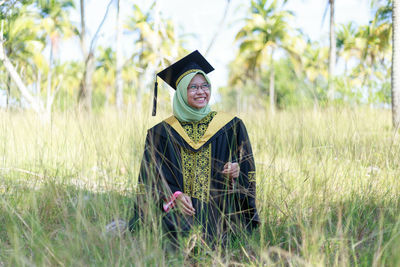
[392,0,400,129]
[36,70,41,100]
[236,86,241,113]
[328,0,336,101]
[313,80,319,114]
[136,82,142,113]
[115,0,123,110]
[0,43,43,113]
[269,50,275,115]
[77,0,92,111]
[6,74,10,109]
[77,0,114,111]
[46,40,53,112]
[269,67,275,115]
[205,0,231,56]
[78,52,94,111]
[105,85,111,108]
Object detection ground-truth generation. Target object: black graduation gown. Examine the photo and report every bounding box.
[134,112,259,243]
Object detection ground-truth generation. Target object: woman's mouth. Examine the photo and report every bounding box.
[194,97,206,102]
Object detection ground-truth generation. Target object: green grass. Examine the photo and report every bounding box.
[1,107,400,266]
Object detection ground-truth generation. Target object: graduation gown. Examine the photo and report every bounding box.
[134,112,259,243]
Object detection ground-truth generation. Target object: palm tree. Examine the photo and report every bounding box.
[77,0,92,111]
[321,0,336,101]
[392,0,400,128]
[336,22,361,73]
[124,3,154,112]
[77,0,113,111]
[235,0,293,114]
[36,0,75,114]
[302,41,329,110]
[125,1,187,112]
[353,1,392,104]
[0,3,46,112]
[328,0,336,101]
[95,46,115,108]
[115,0,123,110]
[227,50,256,111]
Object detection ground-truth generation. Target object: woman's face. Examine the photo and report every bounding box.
[187,74,210,109]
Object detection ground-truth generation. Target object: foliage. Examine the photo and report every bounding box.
[234,0,294,77]
[0,0,189,112]
[226,0,393,110]
[271,58,308,108]
[0,0,394,111]
[123,2,188,99]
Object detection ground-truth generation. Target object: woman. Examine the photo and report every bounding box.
[131,50,259,245]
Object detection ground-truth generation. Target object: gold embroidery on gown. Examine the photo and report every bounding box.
[180,112,216,202]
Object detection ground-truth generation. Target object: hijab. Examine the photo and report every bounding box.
[172,70,211,122]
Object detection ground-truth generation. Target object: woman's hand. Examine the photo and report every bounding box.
[176,193,195,216]
[222,162,240,179]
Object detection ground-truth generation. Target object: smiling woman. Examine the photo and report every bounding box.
[186,74,211,109]
[130,50,259,247]
[171,67,213,122]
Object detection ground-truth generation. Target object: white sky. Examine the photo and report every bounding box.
[62,0,371,90]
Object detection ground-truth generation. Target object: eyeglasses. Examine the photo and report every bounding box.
[187,83,211,93]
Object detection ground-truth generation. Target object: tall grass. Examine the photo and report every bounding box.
[1,107,399,266]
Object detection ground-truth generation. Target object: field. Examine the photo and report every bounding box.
[1,107,400,266]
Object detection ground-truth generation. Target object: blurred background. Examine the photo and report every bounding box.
[0,0,394,118]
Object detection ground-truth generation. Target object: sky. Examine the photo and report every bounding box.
[62,0,371,95]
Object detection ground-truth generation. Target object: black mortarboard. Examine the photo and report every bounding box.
[152,50,214,116]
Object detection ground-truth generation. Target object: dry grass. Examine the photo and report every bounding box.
[1,107,400,266]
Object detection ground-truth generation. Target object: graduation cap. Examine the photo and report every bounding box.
[152,50,214,116]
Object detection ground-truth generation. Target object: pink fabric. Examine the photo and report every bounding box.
[163,191,183,212]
